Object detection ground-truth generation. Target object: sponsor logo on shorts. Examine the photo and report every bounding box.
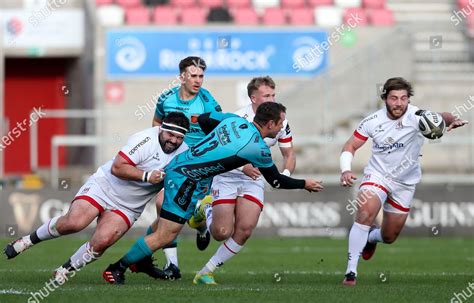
[81,187,90,194]
[212,189,219,198]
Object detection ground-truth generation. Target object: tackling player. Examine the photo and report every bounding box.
[340,77,468,285]
[4,113,189,284]
[128,56,222,280]
[103,102,324,285]
[189,76,296,285]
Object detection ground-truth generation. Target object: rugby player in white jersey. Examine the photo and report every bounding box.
[4,112,189,284]
[190,76,296,285]
[339,77,468,285]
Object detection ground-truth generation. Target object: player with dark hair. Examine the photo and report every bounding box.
[4,112,190,284]
[188,76,296,285]
[127,56,222,280]
[103,102,324,285]
[340,77,468,285]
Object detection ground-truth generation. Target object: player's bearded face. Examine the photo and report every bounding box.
[385,90,409,119]
[159,131,183,153]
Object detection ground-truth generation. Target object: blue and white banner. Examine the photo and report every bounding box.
[106,29,328,77]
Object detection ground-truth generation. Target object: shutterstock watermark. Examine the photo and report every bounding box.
[450,280,474,303]
[451,95,474,119]
[451,0,474,26]
[0,106,46,152]
[28,0,69,27]
[27,247,99,303]
[293,13,364,72]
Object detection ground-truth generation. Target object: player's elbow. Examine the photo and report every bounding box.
[110,163,123,178]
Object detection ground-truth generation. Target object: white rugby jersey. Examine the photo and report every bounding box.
[219,103,293,181]
[354,104,425,185]
[93,126,188,213]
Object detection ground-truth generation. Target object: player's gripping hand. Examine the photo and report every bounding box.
[242,164,261,180]
[148,170,166,184]
[304,179,324,192]
[340,171,357,187]
[447,119,469,132]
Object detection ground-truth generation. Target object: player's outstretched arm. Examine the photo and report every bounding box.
[340,135,366,187]
[111,155,165,184]
[439,112,469,132]
[259,164,323,192]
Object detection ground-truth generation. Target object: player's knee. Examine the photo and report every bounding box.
[211,225,232,241]
[56,215,85,234]
[90,235,116,254]
[234,224,253,242]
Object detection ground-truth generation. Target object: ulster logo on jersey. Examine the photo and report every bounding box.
[153,152,160,161]
[396,120,403,130]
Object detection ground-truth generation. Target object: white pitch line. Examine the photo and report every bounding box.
[0,288,29,295]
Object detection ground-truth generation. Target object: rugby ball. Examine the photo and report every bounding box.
[418,111,445,139]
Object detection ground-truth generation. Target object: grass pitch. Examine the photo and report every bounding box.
[0,236,472,303]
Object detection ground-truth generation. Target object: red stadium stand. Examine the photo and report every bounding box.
[152,6,179,24]
[362,0,385,9]
[458,0,471,9]
[281,0,306,8]
[171,0,196,7]
[343,7,368,25]
[232,7,259,25]
[262,7,287,25]
[181,7,208,24]
[227,0,252,8]
[199,0,224,8]
[288,8,315,25]
[367,8,394,26]
[96,0,114,5]
[308,0,334,7]
[125,6,151,24]
[116,0,142,8]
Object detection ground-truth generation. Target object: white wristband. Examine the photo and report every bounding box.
[281,169,291,176]
[340,151,353,173]
[237,166,244,171]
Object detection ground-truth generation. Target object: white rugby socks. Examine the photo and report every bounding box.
[368,228,383,244]
[346,222,371,275]
[198,237,242,275]
[35,216,62,241]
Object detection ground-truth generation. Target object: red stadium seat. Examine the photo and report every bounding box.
[288,8,315,25]
[281,0,306,8]
[181,7,208,24]
[363,0,385,9]
[232,7,260,25]
[227,0,252,8]
[458,0,470,9]
[344,8,368,26]
[153,6,179,24]
[116,0,142,8]
[171,0,196,7]
[96,0,114,6]
[367,8,394,26]
[262,7,286,25]
[125,6,151,24]
[308,0,333,7]
[199,0,224,8]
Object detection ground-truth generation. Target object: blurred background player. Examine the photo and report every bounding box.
[102,102,324,285]
[4,113,189,284]
[189,76,296,285]
[127,56,222,280]
[339,77,468,286]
